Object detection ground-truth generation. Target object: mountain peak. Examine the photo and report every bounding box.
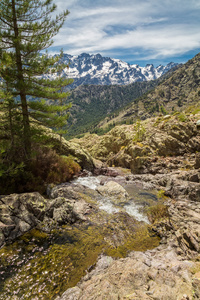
[47,53,179,89]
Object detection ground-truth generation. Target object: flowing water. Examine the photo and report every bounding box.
[73,176,156,223]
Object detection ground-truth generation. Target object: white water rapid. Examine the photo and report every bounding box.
[73,176,150,224]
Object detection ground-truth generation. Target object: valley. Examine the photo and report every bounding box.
[65,52,199,138]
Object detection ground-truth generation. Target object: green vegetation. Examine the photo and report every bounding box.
[91,122,116,135]
[146,203,169,223]
[160,105,168,115]
[0,216,160,299]
[146,190,168,223]
[157,189,167,200]
[133,120,146,142]
[0,0,75,193]
[65,80,157,138]
[177,112,188,122]
[0,146,81,194]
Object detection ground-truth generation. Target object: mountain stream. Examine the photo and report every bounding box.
[0,174,161,299]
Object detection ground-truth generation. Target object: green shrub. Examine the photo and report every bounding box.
[177,113,188,122]
[160,105,168,115]
[157,189,167,200]
[0,146,81,195]
[29,147,81,189]
[146,203,168,223]
[192,107,200,115]
[47,155,81,184]
[133,120,146,142]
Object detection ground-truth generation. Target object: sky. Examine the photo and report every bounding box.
[49,0,200,66]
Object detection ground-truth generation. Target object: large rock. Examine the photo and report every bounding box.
[47,184,94,222]
[149,131,185,156]
[44,129,95,171]
[0,192,47,246]
[57,248,197,300]
[57,139,95,171]
[0,188,93,247]
[96,181,129,204]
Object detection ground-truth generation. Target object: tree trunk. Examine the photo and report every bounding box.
[11,0,31,158]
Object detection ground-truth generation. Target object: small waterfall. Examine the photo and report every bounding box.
[124,203,150,223]
[73,176,150,223]
[73,176,101,190]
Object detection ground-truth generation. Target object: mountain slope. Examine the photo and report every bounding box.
[65,80,158,138]
[97,52,200,129]
[48,53,178,89]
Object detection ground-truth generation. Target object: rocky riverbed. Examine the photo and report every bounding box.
[0,165,200,299]
[56,169,200,300]
[0,171,161,299]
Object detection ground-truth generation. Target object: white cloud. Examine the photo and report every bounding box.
[50,0,200,62]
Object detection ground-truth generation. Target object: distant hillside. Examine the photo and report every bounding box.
[96,52,200,130]
[45,53,178,89]
[65,80,158,138]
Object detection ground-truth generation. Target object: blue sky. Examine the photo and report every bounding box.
[50,0,200,66]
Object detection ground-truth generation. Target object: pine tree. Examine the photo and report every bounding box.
[0,0,72,158]
[0,52,21,150]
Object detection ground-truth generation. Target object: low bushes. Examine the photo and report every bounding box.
[146,203,169,223]
[0,146,81,195]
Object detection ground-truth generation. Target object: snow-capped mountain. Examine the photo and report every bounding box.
[49,53,178,89]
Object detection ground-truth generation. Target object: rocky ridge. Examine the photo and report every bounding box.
[48,53,178,89]
[72,113,200,173]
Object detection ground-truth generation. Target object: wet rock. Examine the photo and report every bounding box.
[49,184,81,200]
[96,181,129,204]
[52,201,78,225]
